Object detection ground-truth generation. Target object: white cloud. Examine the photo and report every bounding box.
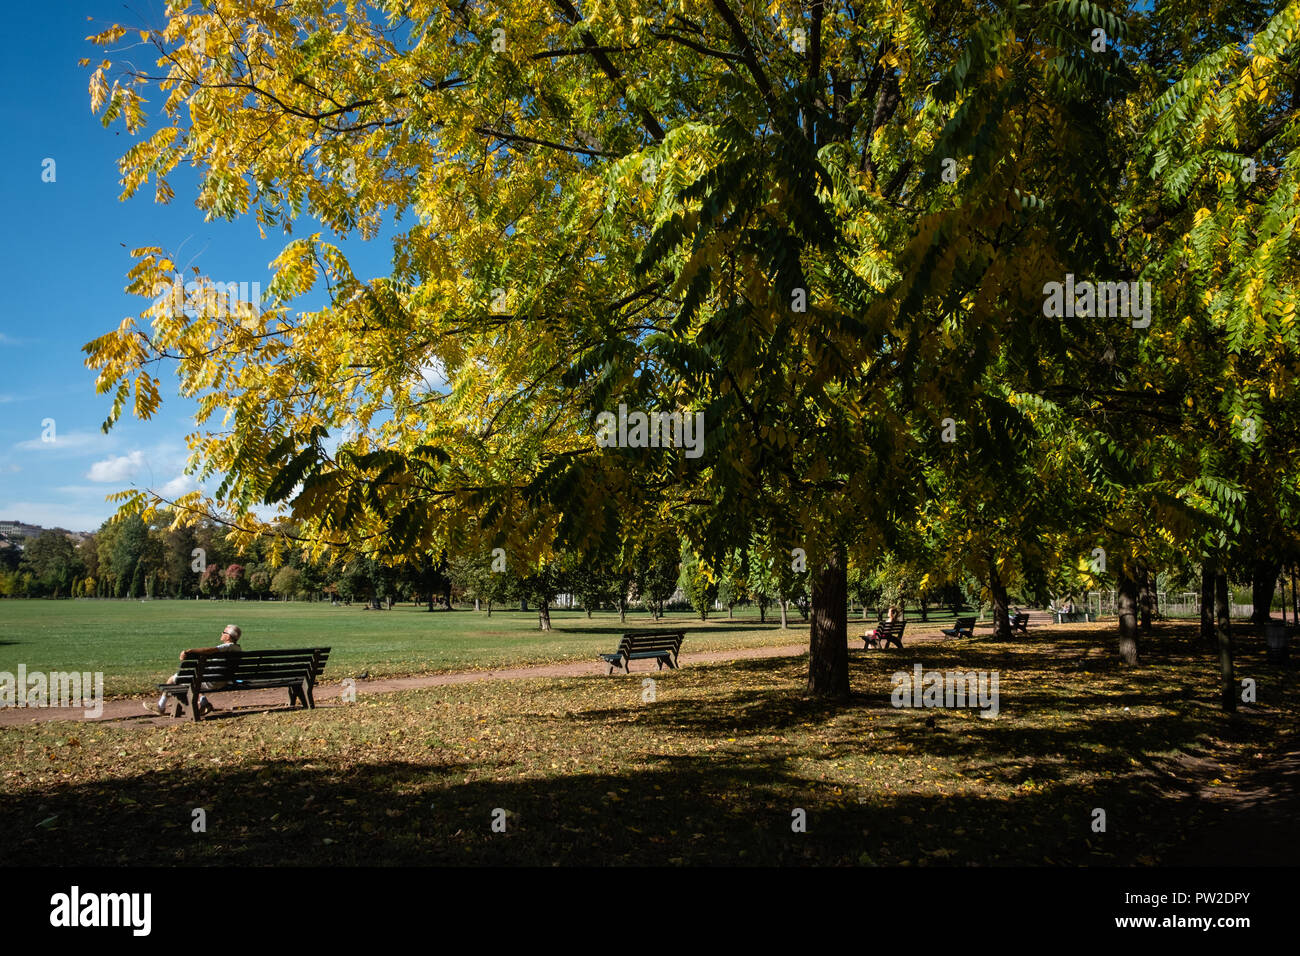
[14,430,114,453]
[412,357,449,392]
[86,451,147,483]
[157,474,198,498]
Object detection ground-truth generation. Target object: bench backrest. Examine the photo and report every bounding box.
[955,617,976,629]
[175,648,330,684]
[878,621,905,635]
[619,631,684,654]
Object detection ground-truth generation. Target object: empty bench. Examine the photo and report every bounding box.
[156,647,331,721]
[600,632,684,674]
[975,613,1030,635]
[942,616,976,638]
[863,621,906,650]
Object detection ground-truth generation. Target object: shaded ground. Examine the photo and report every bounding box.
[1161,750,1300,865]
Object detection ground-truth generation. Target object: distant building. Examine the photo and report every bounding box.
[0,521,44,540]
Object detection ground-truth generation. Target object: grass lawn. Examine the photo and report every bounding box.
[0,600,849,697]
[1,622,1293,865]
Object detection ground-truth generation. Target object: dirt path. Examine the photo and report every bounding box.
[1160,748,1300,865]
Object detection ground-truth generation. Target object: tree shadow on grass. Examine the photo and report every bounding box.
[548,622,788,638]
[0,748,1203,866]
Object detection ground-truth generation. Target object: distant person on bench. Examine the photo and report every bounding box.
[868,606,902,645]
[145,624,242,717]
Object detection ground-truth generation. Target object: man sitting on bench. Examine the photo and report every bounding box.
[145,624,242,717]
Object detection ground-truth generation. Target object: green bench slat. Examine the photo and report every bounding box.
[156,647,330,720]
[863,621,906,649]
[599,632,684,673]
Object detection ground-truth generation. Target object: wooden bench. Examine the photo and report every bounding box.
[942,616,976,638]
[863,621,906,649]
[599,632,684,674]
[156,647,331,721]
[1052,609,1089,623]
[1011,612,1029,633]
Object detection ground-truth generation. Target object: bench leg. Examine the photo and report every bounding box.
[303,679,315,709]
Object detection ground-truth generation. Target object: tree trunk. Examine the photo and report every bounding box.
[779,599,789,629]
[618,596,626,623]
[538,601,552,631]
[1200,561,1215,646]
[474,598,480,611]
[1251,560,1279,625]
[989,559,1011,640]
[486,599,493,617]
[807,547,850,699]
[1137,563,1153,634]
[919,598,928,622]
[1215,571,1235,712]
[1292,565,1299,623]
[1117,571,1139,665]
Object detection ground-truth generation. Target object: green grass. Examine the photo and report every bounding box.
[0,599,836,697]
[1,622,1292,865]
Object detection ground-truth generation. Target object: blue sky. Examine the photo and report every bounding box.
[0,3,396,532]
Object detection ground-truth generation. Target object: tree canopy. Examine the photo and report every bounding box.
[84,0,1300,700]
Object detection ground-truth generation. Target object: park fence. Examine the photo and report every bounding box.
[1087,590,1256,620]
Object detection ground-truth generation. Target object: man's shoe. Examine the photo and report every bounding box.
[197,699,215,717]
